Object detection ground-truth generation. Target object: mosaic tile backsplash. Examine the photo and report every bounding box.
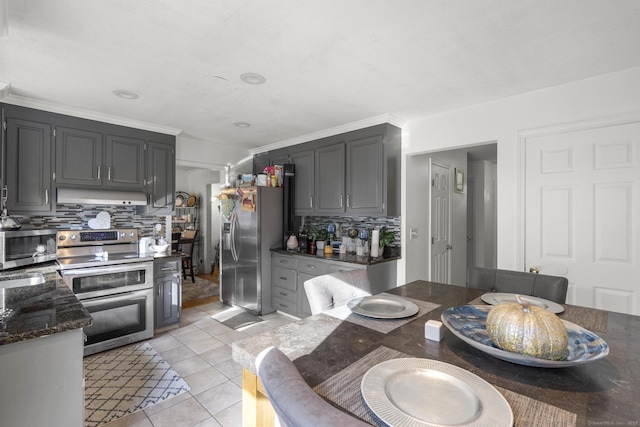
[301,216,400,247]
[16,204,167,237]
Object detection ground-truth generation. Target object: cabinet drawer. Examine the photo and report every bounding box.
[272,266,297,291]
[273,298,297,315]
[328,262,363,274]
[273,286,296,303]
[272,254,298,269]
[297,258,327,276]
[154,257,181,275]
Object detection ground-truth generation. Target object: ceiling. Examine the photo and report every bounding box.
[1,0,640,155]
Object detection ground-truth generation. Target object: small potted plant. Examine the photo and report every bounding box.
[310,227,328,250]
[378,226,397,256]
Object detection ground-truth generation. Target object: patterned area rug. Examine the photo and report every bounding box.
[84,342,190,427]
[182,276,219,303]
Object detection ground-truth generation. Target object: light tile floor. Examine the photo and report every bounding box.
[100,301,297,427]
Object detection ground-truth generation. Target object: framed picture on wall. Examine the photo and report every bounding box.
[455,168,464,193]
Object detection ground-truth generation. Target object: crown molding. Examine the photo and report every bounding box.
[250,113,406,154]
[2,93,183,136]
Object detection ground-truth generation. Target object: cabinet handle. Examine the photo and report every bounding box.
[310,195,313,208]
[45,189,49,205]
[307,264,316,269]
[97,165,101,180]
[346,194,350,208]
[279,276,287,280]
[108,166,112,181]
[340,194,343,208]
[279,292,287,296]
[280,259,288,264]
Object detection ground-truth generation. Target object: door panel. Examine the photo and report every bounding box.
[431,161,450,284]
[525,122,640,314]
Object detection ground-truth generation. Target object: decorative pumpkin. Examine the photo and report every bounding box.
[486,295,568,360]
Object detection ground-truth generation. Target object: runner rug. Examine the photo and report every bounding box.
[84,342,190,427]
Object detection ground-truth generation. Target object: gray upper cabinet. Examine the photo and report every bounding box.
[290,149,314,215]
[345,134,384,215]
[314,142,346,214]
[104,134,145,188]
[56,128,145,190]
[146,140,175,213]
[5,117,53,213]
[54,126,103,187]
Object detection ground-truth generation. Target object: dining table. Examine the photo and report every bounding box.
[231,280,640,426]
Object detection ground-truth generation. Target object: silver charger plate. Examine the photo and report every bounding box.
[481,292,564,314]
[441,305,609,367]
[361,358,513,427]
[347,295,419,319]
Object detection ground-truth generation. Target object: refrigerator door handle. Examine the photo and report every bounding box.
[230,212,239,262]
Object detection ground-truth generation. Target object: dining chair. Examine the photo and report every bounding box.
[256,346,372,427]
[467,266,568,304]
[171,232,182,253]
[178,229,198,283]
[303,269,372,315]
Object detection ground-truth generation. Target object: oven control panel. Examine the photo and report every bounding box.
[57,229,138,247]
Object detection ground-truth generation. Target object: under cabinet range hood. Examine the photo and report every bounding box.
[57,188,148,206]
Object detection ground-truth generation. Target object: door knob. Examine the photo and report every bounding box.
[529,266,539,274]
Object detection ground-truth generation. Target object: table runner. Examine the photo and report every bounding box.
[324,293,440,334]
[314,346,577,427]
[465,296,608,333]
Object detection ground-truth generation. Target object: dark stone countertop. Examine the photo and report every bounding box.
[0,269,92,346]
[270,247,400,266]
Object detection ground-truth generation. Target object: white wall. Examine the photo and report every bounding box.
[402,66,640,279]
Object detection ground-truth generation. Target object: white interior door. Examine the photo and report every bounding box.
[431,161,451,283]
[525,121,640,314]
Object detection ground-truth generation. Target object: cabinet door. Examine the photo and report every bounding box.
[5,118,53,213]
[55,126,103,186]
[105,134,145,189]
[346,134,384,214]
[290,149,314,215]
[314,142,345,214]
[155,273,181,328]
[146,140,175,213]
[253,152,269,175]
[297,272,315,317]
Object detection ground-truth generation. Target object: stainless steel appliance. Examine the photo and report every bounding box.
[0,228,58,270]
[57,228,155,356]
[220,186,282,315]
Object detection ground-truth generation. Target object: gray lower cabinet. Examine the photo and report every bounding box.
[154,257,182,329]
[271,252,397,318]
[4,117,53,213]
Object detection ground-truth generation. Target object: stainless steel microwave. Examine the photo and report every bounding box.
[0,229,58,270]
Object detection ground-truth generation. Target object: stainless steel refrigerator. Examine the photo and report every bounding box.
[220,186,282,315]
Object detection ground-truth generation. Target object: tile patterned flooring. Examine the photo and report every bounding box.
[99,301,297,427]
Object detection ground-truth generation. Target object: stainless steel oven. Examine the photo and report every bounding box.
[57,228,155,356]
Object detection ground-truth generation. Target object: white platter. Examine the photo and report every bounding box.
[361,358,513,427]
[347,295,419,319]
[481,292,564,314]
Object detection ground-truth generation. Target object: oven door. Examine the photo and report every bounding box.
[60,261,153,299]
[81,288,154,356]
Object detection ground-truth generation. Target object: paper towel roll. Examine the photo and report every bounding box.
[371,229,379,257]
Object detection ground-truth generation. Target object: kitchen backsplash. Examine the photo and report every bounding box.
[302,216,401,246]
[15,204,166,237]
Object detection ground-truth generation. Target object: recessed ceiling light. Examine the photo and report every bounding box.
[240,73,266,85]
[112,89,139,100]
[234,122,251,128]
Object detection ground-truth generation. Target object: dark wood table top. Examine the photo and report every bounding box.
[233,280,640,426]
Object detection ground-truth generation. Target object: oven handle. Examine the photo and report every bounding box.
[81,288,152,305]
[59,261,153,278]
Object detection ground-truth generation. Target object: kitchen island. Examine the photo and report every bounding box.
[0,267,92,427]
[233,280,640,426]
